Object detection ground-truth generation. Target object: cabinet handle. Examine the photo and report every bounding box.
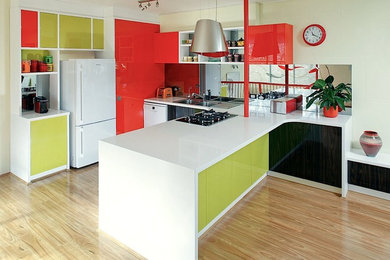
[80,70,83,123]
[80,128,84,157]
[152,106,155,110]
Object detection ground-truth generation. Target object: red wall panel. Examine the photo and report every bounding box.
[165,64,199,95]
[154,32,179,63]
[248,23,293,64]
[21,10,38,47]
[115,19,165,134]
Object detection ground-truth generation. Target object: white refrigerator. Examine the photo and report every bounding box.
[61,59,116,168]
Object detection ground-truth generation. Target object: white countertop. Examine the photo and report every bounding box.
[22,109,70,121]
[145,97,213,110]
[102,108,351,173]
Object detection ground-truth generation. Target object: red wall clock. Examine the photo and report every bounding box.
[303,24,326,46]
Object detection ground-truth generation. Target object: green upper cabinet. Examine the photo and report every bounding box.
[93,19,104,49]
[40,12,58,48]
[60,15,91,49]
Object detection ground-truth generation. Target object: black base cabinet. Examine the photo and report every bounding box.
[269,122,342,188]
[348,161,390,193]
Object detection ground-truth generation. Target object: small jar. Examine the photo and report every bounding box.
[227,54,233,62]
[234,54,240,62]
[193,56,198,62]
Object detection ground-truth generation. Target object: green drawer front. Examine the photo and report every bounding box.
[93,19,104,49]
[60,15,91,49]
[40,12,58,48]
[31,116,68,176]
[198,134,269,232]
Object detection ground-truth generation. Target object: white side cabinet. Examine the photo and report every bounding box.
[144,102,168,127]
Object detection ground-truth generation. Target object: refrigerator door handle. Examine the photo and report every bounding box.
[80,70,83,123]
[80,127,84,157]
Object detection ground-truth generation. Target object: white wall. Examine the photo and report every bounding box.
[260,0,390,152]
[0,0,10,174]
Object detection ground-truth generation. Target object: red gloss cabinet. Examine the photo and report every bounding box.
[21,10,38,47]
[165,64,199,94]
[115,19,165,134]
[154,32,179,63]
[248,23,293,64]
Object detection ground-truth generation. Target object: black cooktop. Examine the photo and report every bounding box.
[176,109,237,126]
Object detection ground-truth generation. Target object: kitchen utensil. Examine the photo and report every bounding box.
[44,55,53,64]
[234,54,240,62]
[30,60,38,72]
[227,54,233,62]
[270,97,297,114]
[46,63,53,72]
[237,38,244,47]
[22,60,30,73]
[156,88,173,99]
[26,93,36,110]
[34,96,49,113]
[39,62,47,72]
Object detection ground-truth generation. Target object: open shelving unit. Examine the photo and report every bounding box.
[179,27,245,64]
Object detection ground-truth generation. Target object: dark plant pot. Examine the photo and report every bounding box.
[360,131,383,157]
[323,106,338,118]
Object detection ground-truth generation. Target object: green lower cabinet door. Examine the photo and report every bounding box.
[206,158,232,225]
[31,116,68,176]
[251,134,269,182]
[198,171,207,232]
[231,149,252,198]
[198,134,269,232]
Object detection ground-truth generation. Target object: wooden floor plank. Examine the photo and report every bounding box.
[1,167,390,259]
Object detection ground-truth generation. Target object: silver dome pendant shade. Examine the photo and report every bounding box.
[190,19,228,58]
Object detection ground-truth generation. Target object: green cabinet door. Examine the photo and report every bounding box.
[93,19,104,49]
[198,134,269,232]
[60,15,91,49]
[251,134,269,182]
[40,12,58,48]
[31,116,68,176]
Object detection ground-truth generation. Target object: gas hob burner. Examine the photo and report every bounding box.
[176,109,237,126]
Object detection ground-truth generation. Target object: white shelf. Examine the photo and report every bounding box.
[21,47,59,51]
[180,44,191,47]
[22,91,36,95]
[347,148,390,169]
[228,47,244,50]
[22,72,58,76]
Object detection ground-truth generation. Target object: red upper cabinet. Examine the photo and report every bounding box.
[21,10,38,48]
[248,23,293,64]
[153,32,179,63]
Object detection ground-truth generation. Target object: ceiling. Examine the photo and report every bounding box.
[57,0,283,15]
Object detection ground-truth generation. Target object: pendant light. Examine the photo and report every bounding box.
[190,0,228,58]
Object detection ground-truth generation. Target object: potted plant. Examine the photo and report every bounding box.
[306,75,352,118]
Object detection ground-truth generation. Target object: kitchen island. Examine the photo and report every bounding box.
[99,108,351,260]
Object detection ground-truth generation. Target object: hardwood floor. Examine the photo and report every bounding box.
[1,167,390,259]
[0,165,144,260]
[199,176,390,259]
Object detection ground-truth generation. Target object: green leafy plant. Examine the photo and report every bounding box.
[306,75,352,111]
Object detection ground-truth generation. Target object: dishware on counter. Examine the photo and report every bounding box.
[34,96,49,114]
[360,131,383,157]
[234,54,240,62]
[227,54,233,62]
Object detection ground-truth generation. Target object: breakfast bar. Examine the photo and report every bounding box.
[99,108,352,260]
